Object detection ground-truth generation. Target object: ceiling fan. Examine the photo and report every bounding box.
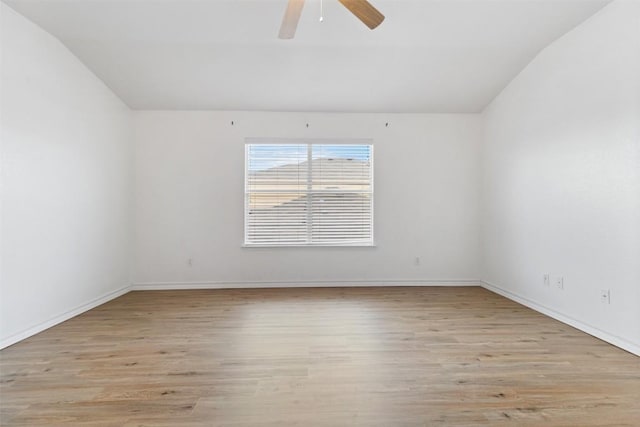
[279,0,385,39]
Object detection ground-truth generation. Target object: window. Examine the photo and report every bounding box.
[245,141,373,246]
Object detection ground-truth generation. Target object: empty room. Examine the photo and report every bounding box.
[1,0,639,425]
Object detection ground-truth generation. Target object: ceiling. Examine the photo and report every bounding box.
[4,0,610,113]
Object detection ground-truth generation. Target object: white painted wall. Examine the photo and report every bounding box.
[133,111,481,287]
[4,0,636,357]
[0,3,132,348]
[480,0,640,354]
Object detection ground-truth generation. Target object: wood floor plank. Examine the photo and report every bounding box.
[1,287,639,426]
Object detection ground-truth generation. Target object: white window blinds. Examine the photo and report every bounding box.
[245,142,373,246]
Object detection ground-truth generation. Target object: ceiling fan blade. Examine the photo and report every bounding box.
[278,0,305,39]
[337,0,385,30]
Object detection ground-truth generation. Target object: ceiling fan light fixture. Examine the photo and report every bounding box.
[278,0,385,39]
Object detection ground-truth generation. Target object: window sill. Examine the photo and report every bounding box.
[242,243,376,248]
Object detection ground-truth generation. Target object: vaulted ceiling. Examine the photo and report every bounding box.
[4,0,610,112]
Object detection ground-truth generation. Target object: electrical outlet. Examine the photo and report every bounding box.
[187,258,193,267]
[543,274,550,286]
[414,256,421,266]
[556,277,564,290]
[600,289,610,304]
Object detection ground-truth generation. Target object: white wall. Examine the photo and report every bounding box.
[0,3,132,348]
[4,0,636,357]
[481,0,640,354]
[133,111,481,287]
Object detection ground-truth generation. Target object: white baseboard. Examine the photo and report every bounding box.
[7,280,636,357]
[0,285,131,350]
[131,279,482,291]
[481,281,640,357]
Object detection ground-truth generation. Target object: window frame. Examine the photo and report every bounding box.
[243,138,374,247]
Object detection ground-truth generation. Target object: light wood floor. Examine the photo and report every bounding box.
[1,287,639,426]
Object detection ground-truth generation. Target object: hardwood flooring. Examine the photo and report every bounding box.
[1,287,639,426]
